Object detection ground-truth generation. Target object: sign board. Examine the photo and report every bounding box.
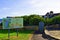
[2,18,23,29]
[3,18,9,29]
[39,22,44,31]
[0,19,2,23]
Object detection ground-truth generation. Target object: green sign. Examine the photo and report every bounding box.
[2,18,23,29]
[2,18,9,29]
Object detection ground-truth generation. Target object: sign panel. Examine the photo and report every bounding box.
[39,22,44,31]
[2,18,23,29]
[0,19,2,23]
[3,18,9,29]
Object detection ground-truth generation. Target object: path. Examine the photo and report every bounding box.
[31,31,57,40]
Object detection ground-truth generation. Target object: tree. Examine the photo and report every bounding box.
[21,14,45,26]
[21,15,29,26]
[27,14,45,26]
[51,15,60,24]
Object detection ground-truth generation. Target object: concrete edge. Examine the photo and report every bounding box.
[44,30,60,39]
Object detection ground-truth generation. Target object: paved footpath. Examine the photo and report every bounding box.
[31,31,57,40]
[31,34,47,40]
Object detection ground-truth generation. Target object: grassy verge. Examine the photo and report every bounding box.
[0,29,34,40]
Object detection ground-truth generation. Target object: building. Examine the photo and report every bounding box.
[42,11,60,18]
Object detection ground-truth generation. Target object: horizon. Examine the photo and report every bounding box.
[0,0,60,18]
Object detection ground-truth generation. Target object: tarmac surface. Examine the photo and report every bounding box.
[31,31,58,40]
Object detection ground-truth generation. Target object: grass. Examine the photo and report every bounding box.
[0,29,34,40]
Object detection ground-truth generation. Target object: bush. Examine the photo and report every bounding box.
[21,14,45,26]
[45,15,60,25]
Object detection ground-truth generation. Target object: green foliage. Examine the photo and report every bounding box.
[50,15,60,24]
[1,14,60,26]
[0,23,2,26]
[21,16,29,26]
[45,15,60,25]
[28,15,44,25]
[21,14,45,26]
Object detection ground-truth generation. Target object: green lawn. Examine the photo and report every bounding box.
[0,29,34,40]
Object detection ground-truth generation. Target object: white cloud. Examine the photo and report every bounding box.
[1,0,60,19]
[27,0,60,15]
[2,8,10,10]
[8,11,25,16]
[11,12,20,14]
[0,8,11,12]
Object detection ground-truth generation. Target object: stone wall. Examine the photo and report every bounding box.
[46,24,60,30]
[0,26,38,30]
[24,26,38,30]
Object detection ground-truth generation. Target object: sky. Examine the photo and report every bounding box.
[0,0,60,18]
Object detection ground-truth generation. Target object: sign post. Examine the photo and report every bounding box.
[8,29,10,39]
[16,28,18,37]
[2,17,23,38]
[2,18,10,39]
[39,22,44,33]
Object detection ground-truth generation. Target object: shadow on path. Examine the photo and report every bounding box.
[34,30,43,34]
[31,30,59,40]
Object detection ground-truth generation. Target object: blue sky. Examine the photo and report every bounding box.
[0,0,60,18]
